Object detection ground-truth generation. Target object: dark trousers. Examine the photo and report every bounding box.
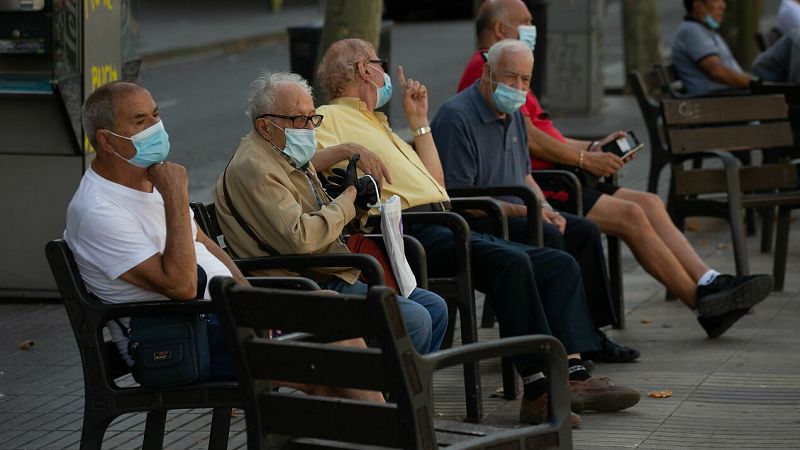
[503,213,618,328]
[408,224,599,373]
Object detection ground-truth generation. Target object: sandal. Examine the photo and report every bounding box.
[586,331,640,363]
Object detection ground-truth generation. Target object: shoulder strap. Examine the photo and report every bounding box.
[222,162,280,256]
[113,318,129,339]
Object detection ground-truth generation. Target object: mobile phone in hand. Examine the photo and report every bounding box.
[601,131,644,160]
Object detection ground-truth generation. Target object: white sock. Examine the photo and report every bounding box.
[697,269,721,286]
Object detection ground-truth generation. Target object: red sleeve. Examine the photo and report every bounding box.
[523,93,566,170]
[457,50,487,93]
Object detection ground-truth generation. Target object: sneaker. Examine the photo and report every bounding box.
[695,274,773,318]
[584,330,640,363]
[697,308,750,338]
[569,377,641,413]
[519,394,582,428]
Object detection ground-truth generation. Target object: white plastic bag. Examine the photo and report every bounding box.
[378,195,417,297]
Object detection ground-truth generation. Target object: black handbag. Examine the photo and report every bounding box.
[114,265,211,387]
[122,314,211,387]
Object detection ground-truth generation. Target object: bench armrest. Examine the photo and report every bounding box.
[234,254,385,287]
[449,196,508,239]
[446,185,542,246]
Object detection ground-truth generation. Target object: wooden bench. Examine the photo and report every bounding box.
[211,276,573,449]
[661,95,800,289]
[45,239,241,450]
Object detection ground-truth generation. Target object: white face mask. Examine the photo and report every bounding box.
[268,122,317,168]
[518,25,537,51]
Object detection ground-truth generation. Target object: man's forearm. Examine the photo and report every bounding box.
[413,132,446,187]
[526,118,581,166]
[162,194,197,289]
[311,145,351,172]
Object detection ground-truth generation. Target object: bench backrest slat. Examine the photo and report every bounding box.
[662,95,788,125]
[244,340,392,391]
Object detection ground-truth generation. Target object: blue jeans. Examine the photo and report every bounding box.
[319,278,448,355]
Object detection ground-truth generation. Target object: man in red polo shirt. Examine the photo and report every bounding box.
[457,0,774,339]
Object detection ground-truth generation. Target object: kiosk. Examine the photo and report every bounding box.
[0,0,139,297]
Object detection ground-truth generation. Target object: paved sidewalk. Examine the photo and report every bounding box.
[3,1,799,448]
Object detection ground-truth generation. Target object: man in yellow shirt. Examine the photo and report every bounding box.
[312,38,640,427]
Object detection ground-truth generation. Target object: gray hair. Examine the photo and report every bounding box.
[82,81,142,148]
[247,71,313,126]
[486,39,532,69]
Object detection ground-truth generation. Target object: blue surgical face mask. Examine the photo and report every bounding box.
[489,69,527,114]
[106,120,171,168]
[369,70,393,109]
[518,25,537,51]
[267,121,317,168]
[704,13,720,30]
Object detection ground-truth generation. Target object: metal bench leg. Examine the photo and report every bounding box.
[142,410,167,450]
[208,407,232,450]
[760,207,775,253]
[773,207,791,292]
[729,205,751,276]
[442,303,458,349]
[607,235,625,329]
[745,207,757,237]
[456,293,484,423]
[79,410,116,450]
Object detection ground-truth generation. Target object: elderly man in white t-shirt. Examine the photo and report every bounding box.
[64,81,381,401]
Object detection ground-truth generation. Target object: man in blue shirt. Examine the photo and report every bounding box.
[433,39,774,341]
[435,42,639,363]
[672,0,752,95]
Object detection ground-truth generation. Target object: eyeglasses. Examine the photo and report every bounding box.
[356,58,389,73]
[258,113,324,128]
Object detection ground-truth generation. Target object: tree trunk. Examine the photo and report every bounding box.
[315,0,383,103]
[621,0,661,90]
[720,0,764,70]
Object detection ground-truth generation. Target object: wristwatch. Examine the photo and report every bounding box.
[411,126,431,137]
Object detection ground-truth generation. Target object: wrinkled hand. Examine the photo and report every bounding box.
[146,162,188,200]
[542,208,566,234]
[337,143,392,187]
[354,174,380,209]
[323,154,359,198]
[583,151,624,177]
[397,65,429,129]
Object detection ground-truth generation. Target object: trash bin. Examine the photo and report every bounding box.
[523,0,548,99]
[288,21,393,114]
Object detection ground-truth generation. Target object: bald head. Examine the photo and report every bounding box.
[82,81,146,148]
[317,38,375,99]
[476,0,532,47]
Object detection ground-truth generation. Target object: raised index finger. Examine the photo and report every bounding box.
[397,65,407,89]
